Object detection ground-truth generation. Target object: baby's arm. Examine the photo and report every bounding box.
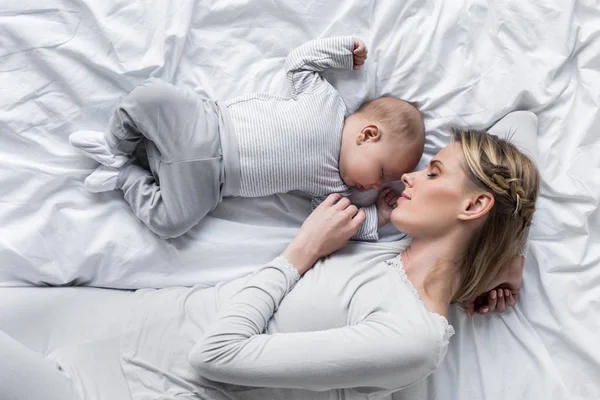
[285,36,358,98]
[311,196,379,241]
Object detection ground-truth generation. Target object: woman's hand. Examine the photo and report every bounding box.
[282,194,366,275]
[353,38,368,70]
[464,255,524,316]
[465,288,518,316]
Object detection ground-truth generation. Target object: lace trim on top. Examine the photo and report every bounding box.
[271,256,301,282]
[386,257,455,340]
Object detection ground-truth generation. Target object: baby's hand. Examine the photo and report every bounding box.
[353,38,368,70]
[376,188,399,228]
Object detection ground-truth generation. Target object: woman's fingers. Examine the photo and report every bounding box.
[476,292,491,314]
[496,289,507,312]
[505,290,517,307]
[343,204,359,218]
[322,193,342,207]
[467,287,518,317]
[350,208,366,231]
[333,196,351,210]
[485,290,498,314]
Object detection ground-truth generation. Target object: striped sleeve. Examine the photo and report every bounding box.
[351,204,379,241]
[311,197,379,242]
[285,36,355,98]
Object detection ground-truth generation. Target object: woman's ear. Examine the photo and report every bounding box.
[356,125,381,144]
[458,191,494,221]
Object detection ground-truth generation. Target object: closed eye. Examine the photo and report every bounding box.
[427,167,440,178]
[427,159,443,178]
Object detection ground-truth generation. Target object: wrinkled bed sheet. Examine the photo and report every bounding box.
[1,0,598,398]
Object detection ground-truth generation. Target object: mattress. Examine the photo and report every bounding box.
[1,0,599,398]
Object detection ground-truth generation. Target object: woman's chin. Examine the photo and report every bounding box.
[390,207,415,235]
[389,215,405,233]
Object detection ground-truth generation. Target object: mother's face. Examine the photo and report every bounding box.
[391,142,482,238]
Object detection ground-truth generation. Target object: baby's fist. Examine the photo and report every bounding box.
[353,38,368,70]
[377,188,398,228]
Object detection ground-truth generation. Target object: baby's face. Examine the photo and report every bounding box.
[339,138,422,191]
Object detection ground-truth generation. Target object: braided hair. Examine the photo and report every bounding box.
[450,128,540,303]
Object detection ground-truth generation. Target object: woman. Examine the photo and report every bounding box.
[1,112,540,400]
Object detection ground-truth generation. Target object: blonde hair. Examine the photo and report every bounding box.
[451,128,540,303]
[356,96,425,143]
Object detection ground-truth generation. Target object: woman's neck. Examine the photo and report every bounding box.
[401,233,467,316]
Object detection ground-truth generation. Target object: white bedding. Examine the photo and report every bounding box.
[1,0,599,398]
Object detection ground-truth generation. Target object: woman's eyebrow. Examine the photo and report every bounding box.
[430,159,445,169]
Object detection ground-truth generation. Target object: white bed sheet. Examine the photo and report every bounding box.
[1,0,599,398]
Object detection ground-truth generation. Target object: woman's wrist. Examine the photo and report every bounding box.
[281,242,319,276]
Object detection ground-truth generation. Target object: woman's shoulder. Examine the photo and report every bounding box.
[383,256,455,340]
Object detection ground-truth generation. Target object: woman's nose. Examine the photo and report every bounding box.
[401,173,414,187]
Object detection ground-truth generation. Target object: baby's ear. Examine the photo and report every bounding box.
[359,125,381,143]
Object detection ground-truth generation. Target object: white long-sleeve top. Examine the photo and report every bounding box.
[222,36,379,240]
[119,240,454,400]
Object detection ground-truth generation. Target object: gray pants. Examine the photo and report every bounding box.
[107,78,225,239]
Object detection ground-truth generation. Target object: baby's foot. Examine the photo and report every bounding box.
[70,130,129,168]
[84,165,120,193]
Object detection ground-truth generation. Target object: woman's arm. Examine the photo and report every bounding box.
[189,258,439,392]
[189,195,442,392]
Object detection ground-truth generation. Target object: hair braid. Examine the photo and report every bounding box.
[448,128,540,303]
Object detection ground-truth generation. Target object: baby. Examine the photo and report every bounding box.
[70,36,425,240]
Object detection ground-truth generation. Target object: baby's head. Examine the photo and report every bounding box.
[339,96,425,191]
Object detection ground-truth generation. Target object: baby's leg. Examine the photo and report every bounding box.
[117,159,222,239]
[104,78,172,156]
[87,79,224,238]
[106,78,220,160]
[0,330,80,400]
[71,78,193,167]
